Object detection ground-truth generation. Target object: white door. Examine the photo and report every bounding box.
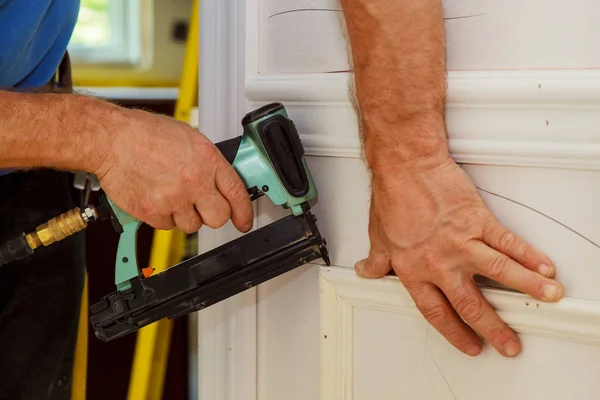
[195,1,600,399]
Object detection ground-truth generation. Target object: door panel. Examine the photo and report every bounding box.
[320,267,600,400]
[257,265,320,400]
[198,1,600,399]
[258,0,600,72]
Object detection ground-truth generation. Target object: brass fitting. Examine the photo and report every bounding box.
[25,207,96,250]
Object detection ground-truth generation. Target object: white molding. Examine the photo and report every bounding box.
[76,86,179,100]
[245,70,600,169]
[247,70,600,105]
[320,265,600,399]
[197,1,257,400]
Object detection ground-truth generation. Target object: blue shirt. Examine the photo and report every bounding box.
[0,0,80,89]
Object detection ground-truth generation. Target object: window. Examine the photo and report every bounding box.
[68,0,144,66]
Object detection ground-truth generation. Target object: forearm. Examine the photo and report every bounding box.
[0,91,119,173]
[340,0,448,172]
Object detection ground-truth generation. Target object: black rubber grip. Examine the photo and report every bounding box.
[241,102,284,127]
[257,115,309,197]
[215,136,243,165]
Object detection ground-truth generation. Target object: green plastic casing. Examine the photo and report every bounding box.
[109,103,319,291]
[231,105,318,216]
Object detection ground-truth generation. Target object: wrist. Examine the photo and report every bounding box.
[72,95,123,176]
[363,111,449,175]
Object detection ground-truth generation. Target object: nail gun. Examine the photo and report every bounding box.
[0,102,330,342]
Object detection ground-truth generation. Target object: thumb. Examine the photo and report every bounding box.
[355,252,392,279]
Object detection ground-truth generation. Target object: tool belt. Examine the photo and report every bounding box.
[33,51,73,94]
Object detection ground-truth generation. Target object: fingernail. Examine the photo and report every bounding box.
[543,284,558,300]
[538,263,554,277]
[503,340,520,357]
[355,260,365,273]
[465,343,482,356]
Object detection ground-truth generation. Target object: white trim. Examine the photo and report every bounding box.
[75,86,179,100]
[245,69,600,170]
[247,70,600,105]
[320,266,600,400]
[196,1,257,400]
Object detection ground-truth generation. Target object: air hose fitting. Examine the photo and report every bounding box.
[0,205,100,267]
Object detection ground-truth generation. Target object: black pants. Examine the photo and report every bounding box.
[0,169,85,400]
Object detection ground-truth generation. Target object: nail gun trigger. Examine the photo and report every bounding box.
[248,187,264,201]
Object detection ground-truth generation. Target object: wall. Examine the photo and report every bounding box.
[254,0,600,399]
[198,1,600,399]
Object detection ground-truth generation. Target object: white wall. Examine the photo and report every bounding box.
[198,1,600,399]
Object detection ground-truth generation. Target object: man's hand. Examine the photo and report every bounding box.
[94,108,254,234]
[339,0,564,357]
[356,150,564,357]
[0,91,252,234]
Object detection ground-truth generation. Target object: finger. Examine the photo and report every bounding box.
[407,282,482,357]
[195,191,231,229]
[440,275,521,357]
[137,197,176,230]
[355,204,392,278]
[144,214,176,231]
[172,207,203,234]
[468,240,564,302]
[482,216,556,278]
[215,162,253,232]
[355,253,392,278]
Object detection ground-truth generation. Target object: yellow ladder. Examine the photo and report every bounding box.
[70,0,199,398]
[126,0,199,398]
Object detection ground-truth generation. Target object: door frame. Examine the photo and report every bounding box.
[196,1,258,399]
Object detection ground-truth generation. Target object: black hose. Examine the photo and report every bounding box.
[0,233,33,267]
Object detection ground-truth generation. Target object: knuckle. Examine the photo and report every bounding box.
[498,230,518,251]
[420,304,452,327]
[487,254,509,279]
[486,325,507,344]
[487,255,509,280]
[224,176,247,202]
[200,141,222,165]
[454,294,485,323]
[154,217,175,231]
[139,198,158,218]
[204,214,228,229]
[203,201,231,229]
[180,164,203,187]
[176,213,202,234]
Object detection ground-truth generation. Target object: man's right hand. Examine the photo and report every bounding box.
[93,108,254,234]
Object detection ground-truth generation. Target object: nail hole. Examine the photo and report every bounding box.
[122,257,129,263]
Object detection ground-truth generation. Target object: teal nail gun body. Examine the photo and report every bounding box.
[89,102,330,341]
